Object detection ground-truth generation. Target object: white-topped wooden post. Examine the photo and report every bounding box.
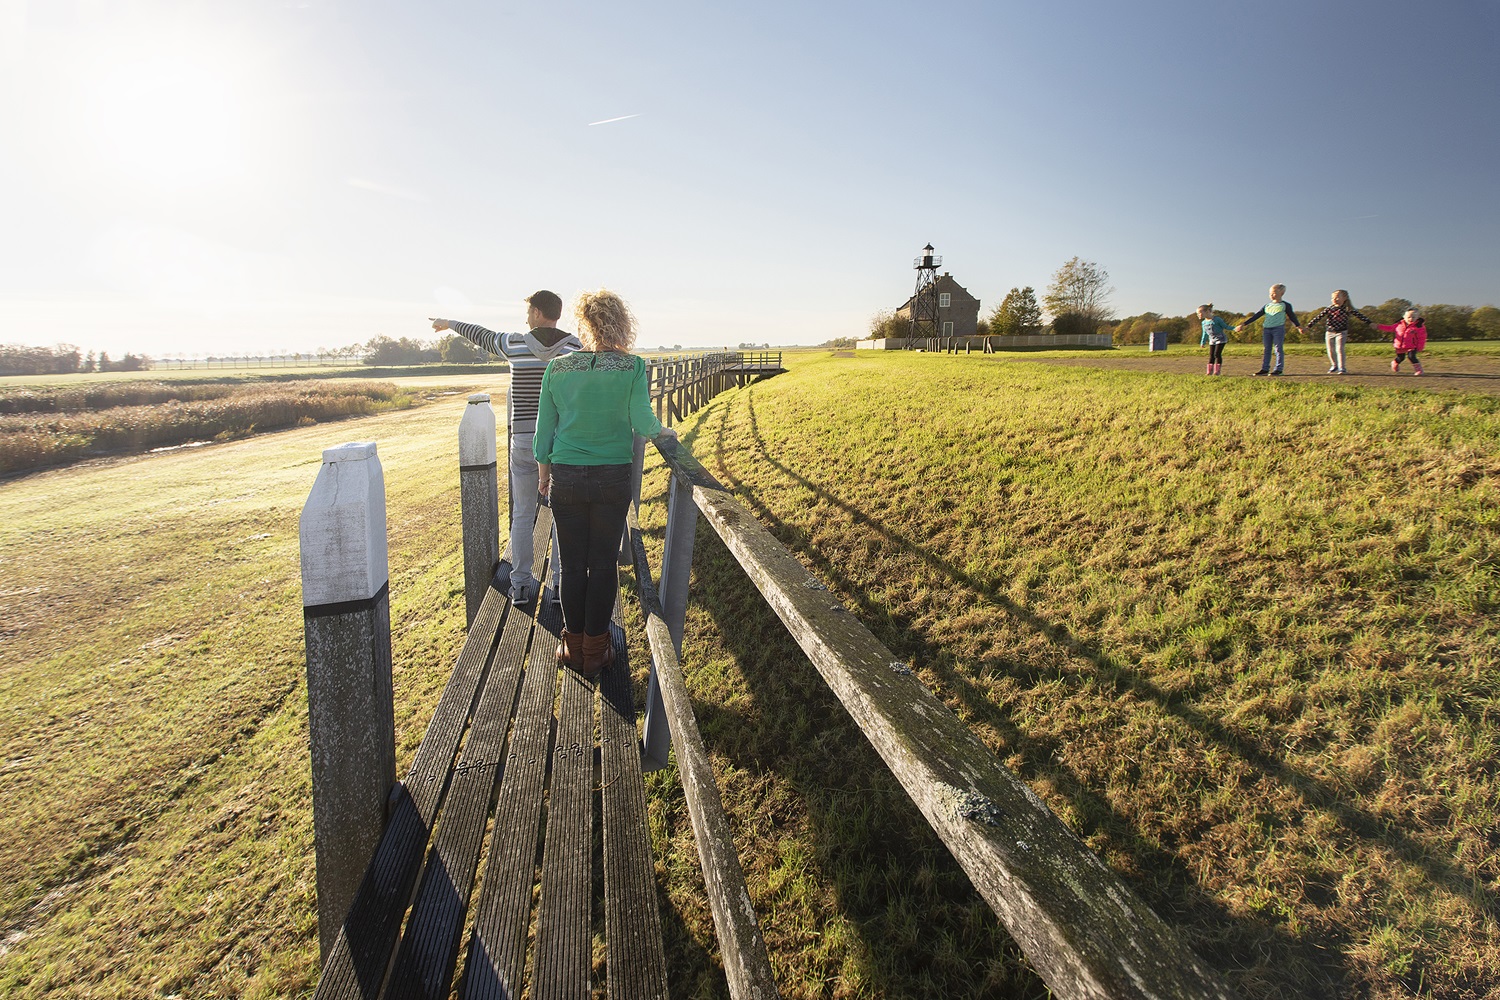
[299,441,396,962]
[459,394,499,625]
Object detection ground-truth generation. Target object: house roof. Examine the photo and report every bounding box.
[896,273,979,312]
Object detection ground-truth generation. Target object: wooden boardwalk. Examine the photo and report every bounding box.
[303,356,1241,1000]
[314,508,667,1000]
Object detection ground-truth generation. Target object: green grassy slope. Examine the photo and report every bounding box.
[637,351,1499,999]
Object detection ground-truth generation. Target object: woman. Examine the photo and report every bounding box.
[535,289,678,677]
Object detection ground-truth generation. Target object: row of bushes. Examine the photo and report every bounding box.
[0,382,414,475]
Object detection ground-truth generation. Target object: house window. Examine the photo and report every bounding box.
[942,321,954,336]
[938,292,951,308]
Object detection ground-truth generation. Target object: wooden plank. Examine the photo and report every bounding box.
[460,599,564,1000]
[628,524,779,1000]
[532,651,596,1000]
[597,614,671,1000]
[382,574,540,1000]
[314,580,510,1000]
[654,447,1240,1000]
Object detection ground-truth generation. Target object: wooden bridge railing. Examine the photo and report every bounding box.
[645,351,784,427]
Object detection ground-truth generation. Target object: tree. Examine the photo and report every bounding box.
[1043,257,1113,328]
[1421,303,1474,341]
[989,286,1043,337]
[1050,313,1098,337]
[1367,298,1413,326]
[1470,305,1500,339]
[438,334,485,363]
[362,335,436,365]
[867,309,906,340]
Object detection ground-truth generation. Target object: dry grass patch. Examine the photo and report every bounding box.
[0,396,478,997]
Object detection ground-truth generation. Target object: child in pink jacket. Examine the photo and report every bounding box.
[1376,308,1428,375]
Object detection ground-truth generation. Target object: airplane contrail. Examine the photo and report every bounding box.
[587,114,641,126]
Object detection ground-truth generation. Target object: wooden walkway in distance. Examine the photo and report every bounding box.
[647,351,785,427]
[313,507,666,1000]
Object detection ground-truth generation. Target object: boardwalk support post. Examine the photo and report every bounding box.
[459,393,499,626]
[299,441,396,963]
[621,433,647,566]
[642,468,697,768]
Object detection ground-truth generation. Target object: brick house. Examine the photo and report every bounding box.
[895,273,981,337]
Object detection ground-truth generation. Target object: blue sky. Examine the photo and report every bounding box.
[2,0,1496,356]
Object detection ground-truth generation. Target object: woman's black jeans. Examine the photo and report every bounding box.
[549,463,632,637]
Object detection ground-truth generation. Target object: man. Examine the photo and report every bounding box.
[432,290,582,605]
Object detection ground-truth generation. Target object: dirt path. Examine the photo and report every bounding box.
[1008,351,1500,396]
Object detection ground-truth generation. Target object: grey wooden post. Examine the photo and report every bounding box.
[620,434,647,565]
[459,394,499,626]
[642,468,697,765]
[299,441,396,963]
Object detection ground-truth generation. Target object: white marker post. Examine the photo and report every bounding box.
[299,441,396,962]
[459,394,499,625]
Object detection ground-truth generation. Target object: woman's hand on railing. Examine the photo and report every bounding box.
[655,427,679,454]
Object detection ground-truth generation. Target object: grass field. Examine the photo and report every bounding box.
[0,378,494,997]
[2,351,1497,998]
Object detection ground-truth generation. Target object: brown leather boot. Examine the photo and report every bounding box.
[556,629,583,668]
[579,632,615,679]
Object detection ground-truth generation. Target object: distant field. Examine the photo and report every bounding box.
[0,378,500,476]
[2,351,1497,998]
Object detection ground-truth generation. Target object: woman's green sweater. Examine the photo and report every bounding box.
[534,351,665,466]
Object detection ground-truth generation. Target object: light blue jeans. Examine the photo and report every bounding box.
[505,431,540,590]
[1325,330,1347,372]
[1260,325,1286,373]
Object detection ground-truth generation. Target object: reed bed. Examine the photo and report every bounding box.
[0,381,415,474]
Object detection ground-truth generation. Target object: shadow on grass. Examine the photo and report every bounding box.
[630,538,1049,1000]
[661,385,1496,998]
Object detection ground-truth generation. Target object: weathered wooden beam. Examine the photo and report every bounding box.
[653,445,1240,1000]
[598,618,671,1000]
[459,394,499,628]
[628,516,781,1000]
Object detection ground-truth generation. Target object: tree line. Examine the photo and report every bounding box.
[0,334,500,377]
[0,344,151,376]
[870,255,1500,345]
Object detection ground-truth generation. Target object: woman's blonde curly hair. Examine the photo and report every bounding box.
[574,289,637,353]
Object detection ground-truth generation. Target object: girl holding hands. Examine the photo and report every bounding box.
[1376,308,1428,375]
[1304,289,1374,375]
[1197,303,1231,375]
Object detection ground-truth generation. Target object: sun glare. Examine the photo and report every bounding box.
[76,33,266,192]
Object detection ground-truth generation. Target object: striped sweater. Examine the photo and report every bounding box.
[447,322,583,435]
[1305,303,1373,334]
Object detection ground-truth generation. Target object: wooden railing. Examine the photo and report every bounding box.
[645,352,784,426]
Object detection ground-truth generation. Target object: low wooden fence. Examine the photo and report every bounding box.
[646,351,783,426]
